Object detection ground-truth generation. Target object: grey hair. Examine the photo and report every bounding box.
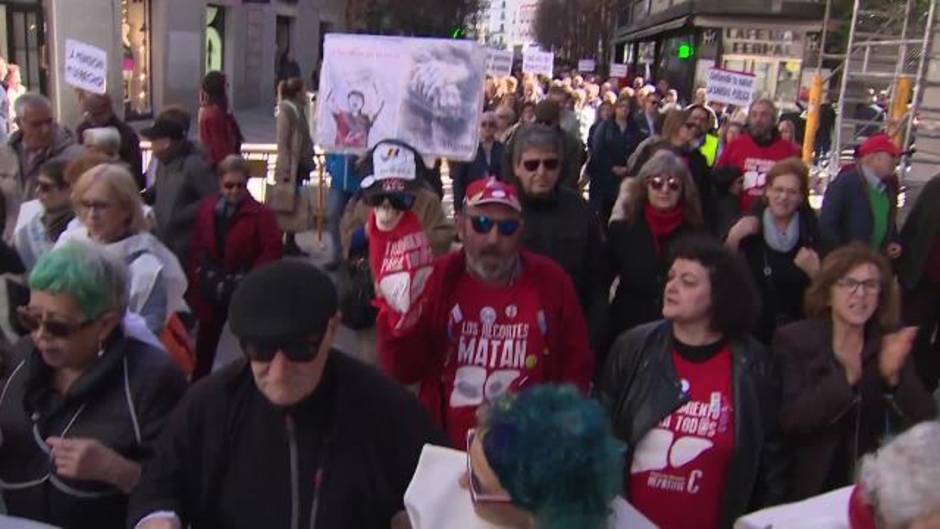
[750,97,779,119]
[858,421,940,529]
[14,92,52,118]
[83,127,122,155]
[512,124,563,167]
[636,149,693,183]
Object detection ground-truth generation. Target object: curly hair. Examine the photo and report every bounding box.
[480,385,625,529]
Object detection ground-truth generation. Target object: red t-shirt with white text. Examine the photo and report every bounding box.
[717,135,801,212]
[367,210,434,331]
[629,346,736,529]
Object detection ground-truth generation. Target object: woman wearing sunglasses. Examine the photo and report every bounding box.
[60,164,188,336]
[13,158,73,271]
[0,242,186,529]
[188,154,283,379]
[606,150,704,344]
[774,243,935,502]
[598,235,786,529]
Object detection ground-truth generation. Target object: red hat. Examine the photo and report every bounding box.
[857,134,901,158]
[464,177,522,212]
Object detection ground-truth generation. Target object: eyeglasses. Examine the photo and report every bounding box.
[81,199,113,213]
[835,277,882,295]
[17,307,95,339]
[240,335,324,363]
[363,192,416,211]
[521,158,560,172]
[647,175,682,192]
[470,215,521,236]
[223,181,246,190]
[466,429,513,505]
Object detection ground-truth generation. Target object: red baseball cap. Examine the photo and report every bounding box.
[464,177,522,212]
[857,134,901,158]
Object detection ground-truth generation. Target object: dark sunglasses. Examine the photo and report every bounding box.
[521,158,560,172]
[648,175,682,192]
[470,215,520,236]
[363,192,416,211]
[17,307,95,339]
[240,335,324,363]
[223,181,246,190]
[466,429,512,504]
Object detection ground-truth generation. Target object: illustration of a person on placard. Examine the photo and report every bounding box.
[327,83,385,149]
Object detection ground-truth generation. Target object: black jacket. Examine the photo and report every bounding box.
[128,351,446,529]
[898,175,940,290]
[819,163,899,254]
[597,320,787,528]
[520,187,609,360]
[628,141,715,232]
[452,141,505,209]
[0,333,186,529]
[588,119,642,200]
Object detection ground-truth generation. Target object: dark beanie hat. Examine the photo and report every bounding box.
[228,259,338,340]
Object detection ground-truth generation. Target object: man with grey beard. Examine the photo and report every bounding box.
[375,177,594,448]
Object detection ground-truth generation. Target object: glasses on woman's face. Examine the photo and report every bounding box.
[647,175,682,192]
[520,158,560,172]
[835,277,882,296]
[17,306,94,339]
[466,429,513,505]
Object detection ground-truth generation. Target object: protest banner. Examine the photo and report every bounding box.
[486,49,514,77]
[64,39,107,95]
[609,63,628,78]
[315,33,486,161]
[522,49,554,77]
[578,59,596,73]
[705,67,757,108]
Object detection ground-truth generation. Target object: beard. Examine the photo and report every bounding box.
[466,250,517,283]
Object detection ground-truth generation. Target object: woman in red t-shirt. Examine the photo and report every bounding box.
[598,235,786,529]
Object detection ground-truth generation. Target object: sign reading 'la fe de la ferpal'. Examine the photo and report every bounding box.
[64,39,107,95]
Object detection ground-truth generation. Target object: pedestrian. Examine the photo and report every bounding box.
[82,127,123,162]
[198,71,243,168]
[503,101,585,189]
[0,93,83,241]
[587,100,613,149]
[12,159,73,270]
[716,121,743,163]
[0,242,186,529]
[778,119,798,147]
[774,243,935,501]
[129,260,446,529]
[598,235,786,529]
[725,157,822,343]
[76,93,144,187]
[589,97,642,224]
[0,57,10,142]
[494,105,517,144]
[4,64,25,122]
[376,178,594,447]
[274,76,316,256]
[635,89,662,140]
[324,152,359,269]
[819,133,902,257]
[452,112,506,209]
[140,115,216,264]
[897,175,940,391]
[62,164,189,335]
[688,104,720,167]
[607,151,704,343]
[275,47,301,93]
[714,98,801,214]
[188,154,282,380]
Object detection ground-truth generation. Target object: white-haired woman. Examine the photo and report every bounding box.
[83,126,123,162]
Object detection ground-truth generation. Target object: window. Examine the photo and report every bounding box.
[122,0,152,119]
[206,5,225,72]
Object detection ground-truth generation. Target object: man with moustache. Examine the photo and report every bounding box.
[376,178,594,448]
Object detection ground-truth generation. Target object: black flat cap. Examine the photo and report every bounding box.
[229,259,338,340]
[140,118,185,141]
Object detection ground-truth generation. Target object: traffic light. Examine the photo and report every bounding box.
[677,42,694,60]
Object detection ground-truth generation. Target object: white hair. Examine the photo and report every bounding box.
[14,92,51,117]
[858,421,940,529]
[83,127,122,155]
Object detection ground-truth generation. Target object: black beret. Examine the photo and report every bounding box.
[228,259,338,340]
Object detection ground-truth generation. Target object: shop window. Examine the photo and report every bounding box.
[2,5,44,94]
[657,34,696,100]
[122,0,152,120]
[206,5,225,73]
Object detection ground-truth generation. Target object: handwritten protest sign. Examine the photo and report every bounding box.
[609,63,628,78]
[64,39,107,95]
[486,49,514,77]
[578,59,596,73]
[705,67,756,108]
[522,49,554,77]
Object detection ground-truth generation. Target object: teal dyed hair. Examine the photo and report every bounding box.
[481,385,625,529]
[28,242,129,320]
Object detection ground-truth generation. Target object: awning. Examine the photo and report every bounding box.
[617,16,691,43]
[693,15,823,33]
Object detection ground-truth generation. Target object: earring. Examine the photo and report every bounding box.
[97,340,106,358]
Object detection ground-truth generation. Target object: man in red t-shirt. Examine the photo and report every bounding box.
[715,98,801,214]
[377,178,595,447]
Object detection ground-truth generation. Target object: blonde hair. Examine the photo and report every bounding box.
[72,164,148,234]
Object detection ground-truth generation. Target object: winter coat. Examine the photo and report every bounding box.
[589,119,642,201]
[0,332,186,529]
[151,141,217,263]
[451,141,505,208]
[197,104,241,167]
[819,163,899,254]
[898,176,940,290]
[275,98,314,185]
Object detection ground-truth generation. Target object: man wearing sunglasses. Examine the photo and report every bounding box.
[376,177,594,448]
[130,260,445,529]
[501,100,586,190]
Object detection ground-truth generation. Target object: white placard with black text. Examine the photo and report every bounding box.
[64,39,107,95]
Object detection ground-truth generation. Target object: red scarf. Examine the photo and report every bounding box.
[644,203,684,255]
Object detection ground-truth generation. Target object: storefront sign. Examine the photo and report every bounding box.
[522,49,554,77]
[64,39,107,95]
[578,59,596,73]
[705,67,756,107]
[609,63,628,78]
[486,49,514,77]
[723,28,804,59]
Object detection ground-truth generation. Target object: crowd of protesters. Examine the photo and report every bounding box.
[0,58,935,529]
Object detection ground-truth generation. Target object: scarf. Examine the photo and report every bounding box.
[41,208,75,243]
[644,203,684,255]
[762,208,800,253]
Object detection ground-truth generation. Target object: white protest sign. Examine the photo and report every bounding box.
[609,63,628,78]
[64,39,107,95]
[486,49,514,77]
[578,59,596,73]
[522,49,554,77]
[705,67,756,107]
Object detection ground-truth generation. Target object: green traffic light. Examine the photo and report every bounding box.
[677,43,693,59]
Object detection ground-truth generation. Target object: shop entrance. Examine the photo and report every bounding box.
[721,55,802,105]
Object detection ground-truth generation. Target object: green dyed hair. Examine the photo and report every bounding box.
[29,242,129,320]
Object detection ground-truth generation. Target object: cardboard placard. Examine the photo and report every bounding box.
[578,59,596,73]
[705,67,757,107]
[64,39,107,95]
[609,63,628,78]
[486,49,514,77]
[522,49,554,77]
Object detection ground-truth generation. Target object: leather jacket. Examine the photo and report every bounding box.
[597,320,787,528]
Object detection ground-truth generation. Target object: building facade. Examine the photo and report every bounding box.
[481,0,539,51]
[612,0,825,105]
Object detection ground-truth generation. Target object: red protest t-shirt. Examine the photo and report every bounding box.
[440,272,551,446]
[629,345,735,529]
[367,210,435,331]
[717,135,801,212]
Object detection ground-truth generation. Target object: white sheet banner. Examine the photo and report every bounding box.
[64,39,107,95]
